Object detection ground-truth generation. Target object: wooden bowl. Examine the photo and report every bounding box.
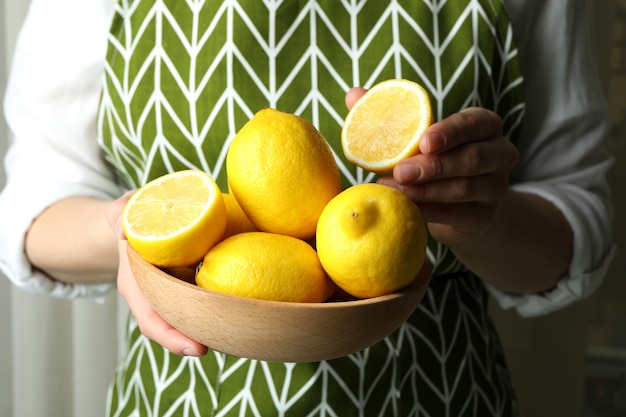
[127,244,431,362]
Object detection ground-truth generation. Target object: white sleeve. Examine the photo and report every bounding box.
[0,0,121,299]
[493,0,615,316]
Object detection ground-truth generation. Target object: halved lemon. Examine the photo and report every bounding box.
[341,79,433,173]
[122,170,227,268]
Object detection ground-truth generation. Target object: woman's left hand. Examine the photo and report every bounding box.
[345,87,571,294]
[377,107,519,247]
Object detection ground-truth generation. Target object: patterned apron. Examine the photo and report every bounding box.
[98,1,525,415]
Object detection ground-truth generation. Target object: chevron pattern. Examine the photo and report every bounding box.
[99,0,523,415]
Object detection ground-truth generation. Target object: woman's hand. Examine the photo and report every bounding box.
[345,87,571,294]
[346,87,518,247]
[107,192,208,357]
[380,107,519,247]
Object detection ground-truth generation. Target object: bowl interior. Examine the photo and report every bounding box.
[127,243,431,362]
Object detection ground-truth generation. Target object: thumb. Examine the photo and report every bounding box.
[345,87,367,110]
[106,190,136,239]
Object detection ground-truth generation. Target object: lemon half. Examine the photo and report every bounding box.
[122,170,226,268]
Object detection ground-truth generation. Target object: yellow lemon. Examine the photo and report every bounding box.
[316,183,428,298]
[226,108,342,240]
[222,193,257,239]
[196,232,334,303]
[342,79,433,173]
[122,170,226,268]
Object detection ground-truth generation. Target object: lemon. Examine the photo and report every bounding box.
[196,232,334,303]
[222,193,257,239]
[226,108,342,240]
[342,79,433,173]
[122,170,227,268]
[316,183,428,298]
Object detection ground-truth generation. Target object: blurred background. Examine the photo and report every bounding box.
[492,2,626,416]
[1,1,625,416]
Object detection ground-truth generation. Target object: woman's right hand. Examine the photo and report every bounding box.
[107,192,208,357]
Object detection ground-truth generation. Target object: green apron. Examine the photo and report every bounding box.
[99,1,525,415]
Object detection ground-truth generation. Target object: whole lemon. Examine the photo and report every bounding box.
[316,183,427,298]
[226,108,342,240]
[196,232,334,303]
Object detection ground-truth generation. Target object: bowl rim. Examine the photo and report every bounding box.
[127,244,431,308]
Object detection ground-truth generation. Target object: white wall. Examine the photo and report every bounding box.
[0,0,28,414]
[0,3,123,417]
[1,2,36,415]
[0,0,11,415]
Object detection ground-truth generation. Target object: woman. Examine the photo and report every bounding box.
[0,0,613,415]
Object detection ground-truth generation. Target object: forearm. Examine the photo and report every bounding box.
[25,196,119,284]
[449,190,573,295]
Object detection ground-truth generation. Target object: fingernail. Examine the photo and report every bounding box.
[394,163,421,185]
[182,347,201,357]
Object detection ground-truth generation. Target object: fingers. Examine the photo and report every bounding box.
[106,190,136,239]
[345,87,367,110]
[379,173,509,204]
[418,107,503,154]
[117,241,208,357]
[393,137,518,186]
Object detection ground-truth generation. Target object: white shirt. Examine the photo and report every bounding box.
[0,0,615,316]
